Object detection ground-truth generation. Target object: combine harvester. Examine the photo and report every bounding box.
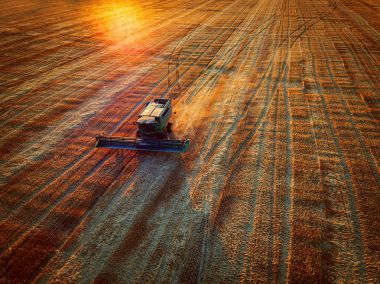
[95,99,190,153]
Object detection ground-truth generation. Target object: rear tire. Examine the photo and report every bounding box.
[167,122,173,133]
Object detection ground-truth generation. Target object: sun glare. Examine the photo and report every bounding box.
[89,1,148,44]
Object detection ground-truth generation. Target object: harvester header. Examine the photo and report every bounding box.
[95,99,189,153]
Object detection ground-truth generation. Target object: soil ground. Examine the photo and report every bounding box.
[0,0,379,282]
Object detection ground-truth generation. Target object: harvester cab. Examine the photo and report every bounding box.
[136,99,173,138]
[95,99,189,153]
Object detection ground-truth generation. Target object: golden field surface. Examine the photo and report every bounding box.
[0,0,379,282]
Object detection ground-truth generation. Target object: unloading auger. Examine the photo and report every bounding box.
[95,99,190,153]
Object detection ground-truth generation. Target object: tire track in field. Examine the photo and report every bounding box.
[254,1,296,283]
[171,0,284,280]
[183,2,284,282]
[237,1,288,276]
[197,0,280,272]
[166,3,282,280]
[202,5,334,165]
[193,7,284,278]
[226,14,282,278]
[197,16,277,284]
[194,0,337,282]
[265,89,281,283]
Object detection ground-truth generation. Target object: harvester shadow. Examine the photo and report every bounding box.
[94,153,187,282]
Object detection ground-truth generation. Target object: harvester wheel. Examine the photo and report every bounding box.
[167,122,173,133]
